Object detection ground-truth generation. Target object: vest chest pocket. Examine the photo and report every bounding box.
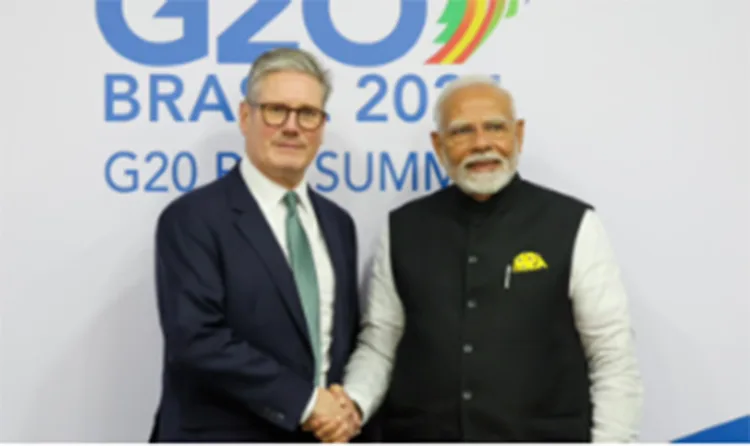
[502,267,557,300]
[491,264,567,344]
[502,249,561,299]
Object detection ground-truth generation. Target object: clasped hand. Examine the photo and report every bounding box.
[303,384,361,443]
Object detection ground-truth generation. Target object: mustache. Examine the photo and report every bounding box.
[460,152,507,168]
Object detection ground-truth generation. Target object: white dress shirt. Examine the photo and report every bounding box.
[343,208,644,442]
[239,156,334,424]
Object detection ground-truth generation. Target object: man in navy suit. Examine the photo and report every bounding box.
[150,48,365,442]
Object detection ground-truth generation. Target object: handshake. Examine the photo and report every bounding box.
[302,384,362,443]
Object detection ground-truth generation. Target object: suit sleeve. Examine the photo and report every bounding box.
[155,203,314,431]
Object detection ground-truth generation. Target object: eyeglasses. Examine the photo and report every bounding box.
[246,100,327,131]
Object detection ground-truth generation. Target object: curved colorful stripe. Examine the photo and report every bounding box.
[433,0,467,45]
[454,0,500,63]
[504,0,520,19]
[426,0,479,64]
[479,0,506,46]
[442,0,489,64]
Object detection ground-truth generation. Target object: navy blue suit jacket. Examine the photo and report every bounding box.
[149,166,361,442]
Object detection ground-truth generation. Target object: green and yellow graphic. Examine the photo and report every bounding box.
[427,0,525,64]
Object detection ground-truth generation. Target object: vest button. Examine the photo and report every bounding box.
[468,255,478,264]
[463,343,473,353]
[462,390,473,401]
[467,300,477,309]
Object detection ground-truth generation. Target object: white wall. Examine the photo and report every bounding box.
[1,0,748,441]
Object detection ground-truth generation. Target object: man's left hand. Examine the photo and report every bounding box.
[303,385,362,442]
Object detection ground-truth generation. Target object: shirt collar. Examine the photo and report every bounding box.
[239,154,313,215]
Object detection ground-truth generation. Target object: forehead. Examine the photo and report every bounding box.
[442,85,512,124]
[256,71,324,107]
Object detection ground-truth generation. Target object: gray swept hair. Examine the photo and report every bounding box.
[433,74,516,132]
[245,47,332,106]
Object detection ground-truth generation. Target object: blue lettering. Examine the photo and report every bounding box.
[381,152,418,191]
[172,152,198,192]
[435,73,458,88]
[217,0,296,64]
[106,150,209,193]
[355,74,501,124]
[216,152,241,178]
[315,151,339,193]
[105,74,140,122]
[394,74,427,123]
[107,150,450,194]
[96,0,209,66]
[97,1,436,67]
[303,0,426,67]
[357,74,388,122]
[105,74,246,123]
[345,152,373,192]
[144,151,170,192]
[105,151,138,192]
[434,74,499,89]
[312,150,444,193]
[190,75,233,122]
[150,75,184,122]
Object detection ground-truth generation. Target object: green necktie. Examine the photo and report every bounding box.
[283,191,321,385]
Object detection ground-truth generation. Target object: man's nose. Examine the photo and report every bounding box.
[281,111,301,134]
[473,128,490,147]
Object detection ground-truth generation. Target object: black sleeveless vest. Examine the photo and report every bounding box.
[381,174,594,442]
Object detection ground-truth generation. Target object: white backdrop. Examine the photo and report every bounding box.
[1,0,748,442]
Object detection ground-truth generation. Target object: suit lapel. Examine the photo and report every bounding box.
[226,167,311,344]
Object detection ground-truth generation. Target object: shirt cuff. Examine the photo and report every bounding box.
[343,386,373,425]
[299,388,318,424]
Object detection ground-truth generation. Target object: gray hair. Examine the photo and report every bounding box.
[433,74,516,132]
[245,48,332,106]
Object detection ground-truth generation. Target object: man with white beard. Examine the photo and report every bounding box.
[334,75,644,442]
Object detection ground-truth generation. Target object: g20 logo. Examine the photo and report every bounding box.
[95,0,527,67]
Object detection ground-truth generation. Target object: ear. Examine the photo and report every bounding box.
[430,131,443,160]
[238,100,251,135]
[515,119,526,152]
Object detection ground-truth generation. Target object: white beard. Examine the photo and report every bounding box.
[442,143,519,196]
